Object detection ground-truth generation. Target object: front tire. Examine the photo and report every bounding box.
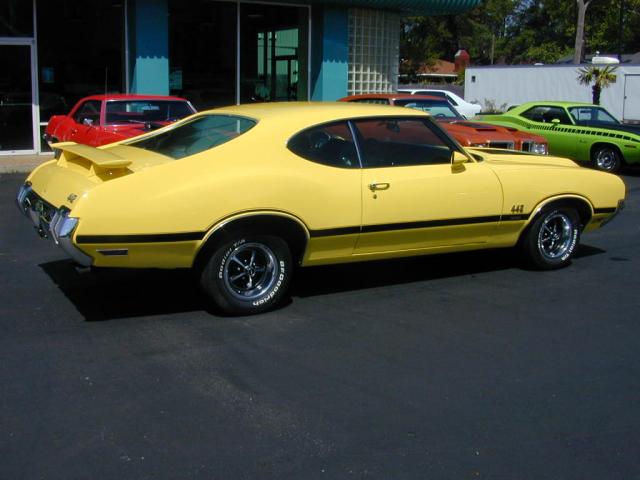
[521,207,581,270]
[592,145,622,173]
[199,234,292,315]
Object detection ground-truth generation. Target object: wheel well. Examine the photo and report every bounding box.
[590,142,624,163]
[193,214,309,271]
[519,197,592,244]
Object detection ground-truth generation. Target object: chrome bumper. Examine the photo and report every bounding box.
[16,183,93,266]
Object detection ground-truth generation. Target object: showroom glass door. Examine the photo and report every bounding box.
[0,42,36,154]
[240,3,309,103]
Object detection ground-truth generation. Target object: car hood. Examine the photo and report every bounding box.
[467,148,578,169]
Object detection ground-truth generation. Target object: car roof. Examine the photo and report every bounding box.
[209,101,430,129]
[80,94,190,102]
[340,93,443,102]
[515,101,595,109]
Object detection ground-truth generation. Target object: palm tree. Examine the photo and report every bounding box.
[576,65,618,105]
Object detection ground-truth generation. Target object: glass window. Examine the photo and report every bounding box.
[240,4,309,103]
[169,0,237,109]
[72,100,101,126]
[521,106,572,124]
[0,45,34,151]
[394,99,463,119]
[353,118,452,168]
[348,9,400,95]
[37,0,124,122]
[568,106,619,125]
[129,114,256,160]
[0,0,33,36]
[105,100,194,125]
[288,122,359,168]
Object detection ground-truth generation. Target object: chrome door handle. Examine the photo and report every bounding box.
[368,182,390,191]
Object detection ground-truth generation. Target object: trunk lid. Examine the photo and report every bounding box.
[26,142,171,209]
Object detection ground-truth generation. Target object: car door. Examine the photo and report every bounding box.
[69,100,102,146]
[352,117,503,254]
[520,105,576,158]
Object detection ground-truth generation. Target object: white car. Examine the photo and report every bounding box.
[397,89,481,119]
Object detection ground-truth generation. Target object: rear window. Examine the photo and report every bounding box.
[129,114,256,159]
[105,100,194,125]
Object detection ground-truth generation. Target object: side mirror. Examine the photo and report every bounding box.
[451,151,468,166]
[82,118,94,127]
[551,118,560,125]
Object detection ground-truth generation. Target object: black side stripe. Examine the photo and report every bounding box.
[310,214,529,238]
[309,226,361,238]
[76,232,205,244]
[77,213,537,244]
[593,207,617,214]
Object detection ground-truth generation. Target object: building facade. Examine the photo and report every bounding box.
[0,0,478,156]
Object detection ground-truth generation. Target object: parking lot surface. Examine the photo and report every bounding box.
[1,171,639,479]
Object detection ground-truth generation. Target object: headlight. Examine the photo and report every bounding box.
[532,143,548,155]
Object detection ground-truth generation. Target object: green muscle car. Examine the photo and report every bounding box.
[479,102,640,172]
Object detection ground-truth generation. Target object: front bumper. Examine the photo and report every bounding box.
[16,183,93,266]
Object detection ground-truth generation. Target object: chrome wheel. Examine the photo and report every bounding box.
[522,207,580,270]
[222,242,278,301]
[593,147,621,173]
[537,212,574,260]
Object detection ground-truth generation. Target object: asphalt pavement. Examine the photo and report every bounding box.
[1,171,639,479]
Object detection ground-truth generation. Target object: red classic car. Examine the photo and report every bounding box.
[339,94,548,154]
[44,94,196,148]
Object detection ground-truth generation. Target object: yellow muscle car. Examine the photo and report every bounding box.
[17,103,625,315]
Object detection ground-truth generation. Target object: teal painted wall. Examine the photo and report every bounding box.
[311,7,349,101]
[129,0,169,95]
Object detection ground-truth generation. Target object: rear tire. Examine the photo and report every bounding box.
[521,207,581,270]
[199,234,292,315]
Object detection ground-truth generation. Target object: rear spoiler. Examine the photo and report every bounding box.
[53,142,133,170]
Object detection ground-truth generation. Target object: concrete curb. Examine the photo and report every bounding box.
[0,155,52,174]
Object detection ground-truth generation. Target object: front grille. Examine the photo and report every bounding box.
[521,141,533,152]
[21,190,57,237]
[489,141,515,150]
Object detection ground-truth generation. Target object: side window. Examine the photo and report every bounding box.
[287,121,359,168]
[521,106,571,124]
[353,118,453,168]
[520,106,547,122]
[444,94,458,106]
[72,100,101,126]
[543,107,572,124]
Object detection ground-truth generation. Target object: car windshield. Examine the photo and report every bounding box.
[128,114,256,159]
[568,106,619,125]
[394,99,463,120]
[105,100,193,125]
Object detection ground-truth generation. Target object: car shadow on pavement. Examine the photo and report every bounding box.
[40,244,605,321]
[40,261,204,321]
[293,244,605,298]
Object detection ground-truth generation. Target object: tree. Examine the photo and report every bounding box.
[573,0,593,64]
[576,64,618,104]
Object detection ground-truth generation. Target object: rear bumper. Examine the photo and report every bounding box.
[16,183,93,267]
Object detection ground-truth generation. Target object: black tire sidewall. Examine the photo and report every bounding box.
[523,208,580,270]
[592,146,621,173]
[200,235,292,315]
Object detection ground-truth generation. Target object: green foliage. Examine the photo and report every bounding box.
[400,0,640,76]
[576,65,618,104]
